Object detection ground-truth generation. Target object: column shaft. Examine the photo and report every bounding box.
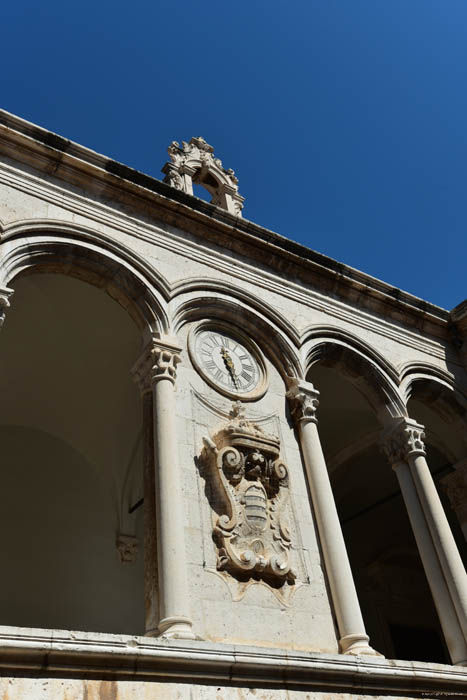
[287,380,379,656]
[152,372,194,638]
[393,460,467,665]
[142,390,159,636]
[410,452,467,640]
[132,337,194,639]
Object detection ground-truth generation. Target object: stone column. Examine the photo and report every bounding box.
[133,337,195,639]
[382,425,467,665]
[287,379,379,656]
[131,356,159,636]
[0,287,13,329]
[385,418,467,645]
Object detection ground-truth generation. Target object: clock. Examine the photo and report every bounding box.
[188,323,268,401]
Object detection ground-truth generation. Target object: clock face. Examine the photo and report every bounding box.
[190,326,267,400]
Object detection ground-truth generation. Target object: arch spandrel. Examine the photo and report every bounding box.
[303,327,406,424]
[171,289,303,383]
[1,222,171,337]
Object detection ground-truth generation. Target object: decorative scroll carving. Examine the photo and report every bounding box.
[381,417,426,464]
[200,403,296,587]
[286,380,320,425]
[116,533,138,563]
[162,137,244,217]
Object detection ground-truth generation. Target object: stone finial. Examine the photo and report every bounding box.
[162,137,244,217]
[381,417,426,465]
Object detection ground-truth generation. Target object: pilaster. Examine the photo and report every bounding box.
[132,336,195,640]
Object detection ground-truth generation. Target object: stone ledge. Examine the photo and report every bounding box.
[0,627,465,695]
[0,108,450,335]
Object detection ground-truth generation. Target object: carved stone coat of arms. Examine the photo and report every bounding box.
[201,404,296,588]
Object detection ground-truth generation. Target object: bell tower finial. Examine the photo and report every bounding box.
[162,137,244,217]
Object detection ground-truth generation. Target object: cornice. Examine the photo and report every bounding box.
[0,162,452,363]
[0,109,450,339]
[0,628,466,694]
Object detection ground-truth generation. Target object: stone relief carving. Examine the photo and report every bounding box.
[200,402,296,592]
[381,418,426,464]
[162,136,244,216]
[116,533,138,563]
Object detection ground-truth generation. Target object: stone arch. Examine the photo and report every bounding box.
[0,268,146,634]
[400,363,467,415]
[401,366,467,462]
[1,221,170,336]
[303,327,406,423]
[171,287,302,382]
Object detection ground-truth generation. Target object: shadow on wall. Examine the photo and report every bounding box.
[0,424,144,634]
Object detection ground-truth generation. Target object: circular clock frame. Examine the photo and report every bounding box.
[188,322,269,401]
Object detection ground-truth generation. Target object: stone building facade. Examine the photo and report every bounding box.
[0,109,466,698]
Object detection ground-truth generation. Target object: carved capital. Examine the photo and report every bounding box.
[132,336,182,393]
[381,417,426,465]
[0,287,14,329]
[286,379,319,425]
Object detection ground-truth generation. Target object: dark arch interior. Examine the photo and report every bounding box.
[307,362,451,663]
[0,272,145,634]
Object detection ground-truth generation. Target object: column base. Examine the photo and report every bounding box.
[158,616,196,640]
[339,633,383,657]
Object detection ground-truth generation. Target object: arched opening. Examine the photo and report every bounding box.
[307,355,449,663]
[0,272,145,634]
[407,379,467,567]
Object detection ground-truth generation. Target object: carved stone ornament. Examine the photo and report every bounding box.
[286,380,319,425]
[200,403,296,588]
[116,533,138,563]
[132,336,182,393]
[162,137,244,217]
[381,417,426,465]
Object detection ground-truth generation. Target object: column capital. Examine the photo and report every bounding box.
[286,378,320,425]
[0,286,14,328]
[381,417,426,465]
[132,335,183,393]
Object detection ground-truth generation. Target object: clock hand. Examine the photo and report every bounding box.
[220,348,239,388]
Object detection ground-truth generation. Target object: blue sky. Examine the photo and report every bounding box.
[2,2,466,309]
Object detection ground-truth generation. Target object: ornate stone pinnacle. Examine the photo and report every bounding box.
[381,417,426,465]
[286,379,320,425]
[161,137,244,217]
